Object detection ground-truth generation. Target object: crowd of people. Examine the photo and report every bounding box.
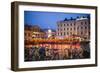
[24,45,90,61]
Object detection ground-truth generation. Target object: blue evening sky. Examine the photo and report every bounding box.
[24,11,90,30]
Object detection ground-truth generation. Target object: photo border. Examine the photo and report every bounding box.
[11,1,98,71]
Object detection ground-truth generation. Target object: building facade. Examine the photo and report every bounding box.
[25,25,46,41]
[24,25,33,41]
[56,17,90,40]
[31,25,46,39]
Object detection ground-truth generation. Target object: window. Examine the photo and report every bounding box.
[85,26,87,29]
[25,33,27,36]
[70,32,72,35]
[70,23,72,26]
[85,31,87,33]
[89,31,90,35]
[74,23,76,26]
[64,28,65,30]
[58,33,59,36]
[60,29,62,31]
[58,24,59,27]
[58,28,59,31]
[74,27,75,30]
[77,27,79,30]
[85,22,87,24]
[64,24,65,26]
[67,32,69,35]
[64,32,66,35]
[81,22,83,25]
[67,24,69,26]
[60,24,62,27]
[70,28,72,30]
[61,32,62,36]
[67,28,69,30]
[28,33,30,36]
[81,32,83,35]
[81,27,83,29]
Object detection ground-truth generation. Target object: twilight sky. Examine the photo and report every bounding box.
[24,11,90,30]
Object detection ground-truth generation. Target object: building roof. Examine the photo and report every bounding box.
[76,17,88,20]
[57,16,89,23]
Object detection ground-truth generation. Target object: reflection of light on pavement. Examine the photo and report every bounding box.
[32,43,80,50]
